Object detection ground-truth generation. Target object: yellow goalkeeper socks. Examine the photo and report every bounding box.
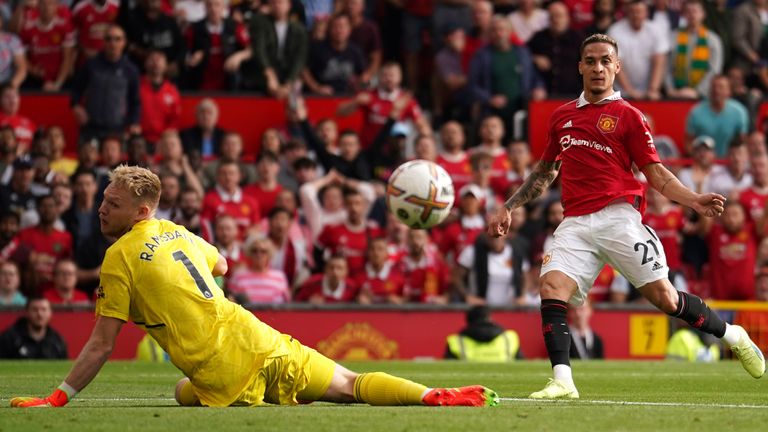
[353,372,428,406]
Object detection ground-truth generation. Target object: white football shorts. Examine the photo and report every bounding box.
[540,202,669,305]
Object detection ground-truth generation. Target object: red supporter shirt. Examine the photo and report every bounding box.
[295,274,359,303]
[200,187,261,241]
[71,0,119,53]
[317,222,384,275]
[20,16,76,82]
[404,0,432,16]
[187,23,249,91]
[139,77,181,143]
[643,206,685,271]
[437,152,472,201]
[0,226,73,282]
[562,0,595,30]
[738,187,768,234]
[707,224,756,300]
[541,93,660,217]
[0,114,35,149]
[243,183,283,217]
[353,261,404,303]
[432,215,485,263]
[360,89,422,147]
[43,288,91,305]
[589,265,619,303]
[471,145,512,199]
[397,251,449,303]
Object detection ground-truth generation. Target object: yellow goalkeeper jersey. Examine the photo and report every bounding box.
[95,219,289,406]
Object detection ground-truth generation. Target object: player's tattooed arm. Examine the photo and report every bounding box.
[503,160,562,210]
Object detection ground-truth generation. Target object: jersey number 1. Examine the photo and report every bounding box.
[173,250,214,299]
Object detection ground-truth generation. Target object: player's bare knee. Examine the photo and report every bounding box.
[639,280,678,314]
[540,272,576,301]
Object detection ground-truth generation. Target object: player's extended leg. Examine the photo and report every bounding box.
[639,279,765,378]
[529,270,581,400]
[175,378,202,406]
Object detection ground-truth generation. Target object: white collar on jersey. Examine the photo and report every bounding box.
[215,185,242,203]
[576,91,622,108]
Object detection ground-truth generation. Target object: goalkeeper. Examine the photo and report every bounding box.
[11,165,498,408]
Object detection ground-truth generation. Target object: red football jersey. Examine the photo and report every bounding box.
[43,288,91,305]
[643,205,685,271]
[472,145,512,199]
[200,189,261,241]
[0,226,73,283]
[738,187,768,233]
[353,261,404,303]
[437,152,472,201]
[707,224,756,300]
[294,274,359,303]
[541,94,660,217]
[71,0,119,53]
[187,23,250,91]
[432,215,485,263]
[0,114,35,150]
[397,251,449,303]
[20,17,76,82]
[317,222,384,275]
[243,183,283,217]
[139,77,181,143]
[360,89,422,147]
[562,0,594,30]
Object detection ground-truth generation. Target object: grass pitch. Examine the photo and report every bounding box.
[1,360,767,432]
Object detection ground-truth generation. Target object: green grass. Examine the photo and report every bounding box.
[1,360,767,431]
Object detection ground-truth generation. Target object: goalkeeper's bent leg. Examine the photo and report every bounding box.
[352,372,428,406]
[175,378,201,406]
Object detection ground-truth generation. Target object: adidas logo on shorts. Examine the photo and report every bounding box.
[652,261,663,271]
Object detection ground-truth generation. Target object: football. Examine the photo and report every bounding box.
[386,159,455,229]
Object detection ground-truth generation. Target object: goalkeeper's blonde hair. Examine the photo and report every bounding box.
[109,165,161,209]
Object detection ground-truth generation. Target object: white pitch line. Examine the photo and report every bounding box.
[73,398,177,402]
[500,398,768,410]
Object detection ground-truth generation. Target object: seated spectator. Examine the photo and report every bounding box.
[528,2,583,98]
[0,158,39,225]
[588,265,630,304]
[126,0,184,77]
[433,26,470,123]
[755,263,768,301]
[444,305,522,361]
[0,126,17,174]
[341,0,381,85]
[400,0,432,94]
[299,170,375,240]
[294,253,358,303]
[212,214,247,274]
[140,50,181,145]
[0,14,27,88]
[739,155,768,232]
[505,141,533,191]
[0,211,19,251]
[265,206,310,289]
[0,84,35,153]
[19,0,75,92]
[155,174,181,220]
[43,258,90,304]
[584,0,616,36]
[705,139,752,197]
[433,184,486,264]
[243,151,282,215]
[643,188,686,287]
[747,131,767,159]
[665,0,722,100]
[303,13,365,96]
[463,0,494,70]
[676,135,721,193]
[175,0,207,27]
[436,121,471,199]
[398,229,449,304]
[731,0,765,84]
[153,130,204,198]
[47,127,77,178]
[227,237,290,304]
[244,0,307,96]
[464,151,498,214]
[202,133,256,190]
[568,302,604,359]
[684,75,748,157]
[508,0,549,44]
[0,297,67,359]
[180,98,227,159]
[729,67,760,126]
[355,237,404,304]
[607,0,669,100]
[173,187,202,235]
[71,0,120,62]
[201,161,260,241]
[649,0,680,36]
[183,0,251,91]
[0,260,25,306]
[71,24,141,142]
[126,133,151,168]
[472,115,510,199]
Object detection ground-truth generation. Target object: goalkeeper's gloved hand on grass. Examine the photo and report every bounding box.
[10,385,75,408]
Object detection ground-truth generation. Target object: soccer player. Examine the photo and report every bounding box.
[11,165,498,408]
[488,33,766,399]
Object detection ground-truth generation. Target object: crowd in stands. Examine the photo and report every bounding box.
[2,0,768,308]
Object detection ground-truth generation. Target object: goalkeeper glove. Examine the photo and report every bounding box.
[10,383,76,408]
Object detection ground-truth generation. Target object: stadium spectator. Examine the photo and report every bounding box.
[434,184,486,264]
[71,24,141,142]
[51,182,72,219]
[200,160,260,242]
[568,302,604,359]
[607,0,669,100]
[299,170,375,240]
[315,186,383,275]
[444,305,522,361]
[508,0,549,44]
[19,0,75,92]
[180,98,226,159]
[684,75,748,157]
[227,237,290,304]
[71,0,120,62]
[648,0,679,36]
[665,0,722,100]
[472,115,510,198]
[341,0,381,86]
[153,130,204,198]
[0,14,27,88]
[468,16,544,134]
[528,2,583,98]
[530,200,564,266]
[414,134,438,162]
[175,0,206,27]
[399,229,449,304]
[139,51,181,144]
[75,139,99,172]
[0,297,67,359]
[755,264,768,301]
[0,126,17,174]
[243,152,282,216]
[304,13,365,96]
[43,258,89,305]
[729,67,761,127]
[0,211,19,251]
[0,260,25,306]
[355,237,404,304]
[264,206,309,289]
[433,26,470,123]
[155,174,181,221]
[295,253,358,303]
[244,0,307,96]
[463,151,498,214]
[563,0,596,31]
[676,135,720,193]
[336,62,431,148]
[201,132,256,189]
[747,131,767,159]
[173,187,202,235]
[453,231,530,305]
[0,84,35,153]
[47,127,77,177]
[0,158,39,227]
[125,0,184,77]
[643,188,686,281]
[401,0,432,92]
[463,1,494,70]
[506,141,533,191]
[436,121,471,200]
[583,0,615,36]
[212,214,247,274]
[740,155,768,233]
[278,142,315,193]
[730,0,766,82]
[125,134,151,168]
[183,0,251,91]
[259,127,283,156]
[704,140,752,197]
[587,265,630,303]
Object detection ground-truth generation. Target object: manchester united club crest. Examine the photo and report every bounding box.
[597,114,619,133]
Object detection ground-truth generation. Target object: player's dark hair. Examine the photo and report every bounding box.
[580,33,619,58]
[268,206,292,220]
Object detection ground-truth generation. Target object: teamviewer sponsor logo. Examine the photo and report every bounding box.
[559,134,613,154]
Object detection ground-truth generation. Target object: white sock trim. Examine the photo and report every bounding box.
[553,364,574,385]
[58,382,78,399]
[721,323,741,346]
